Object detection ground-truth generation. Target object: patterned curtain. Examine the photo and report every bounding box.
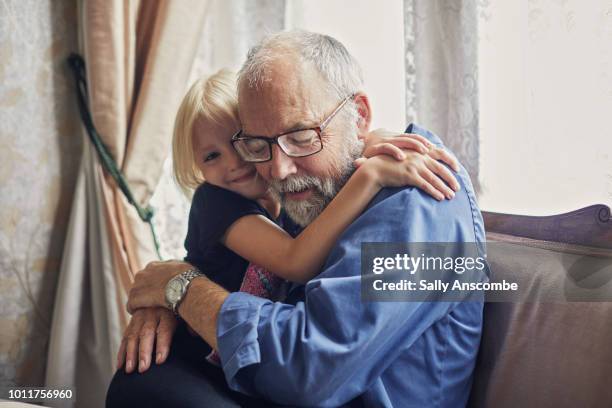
[44,1,208,406]
[404,0,488,191]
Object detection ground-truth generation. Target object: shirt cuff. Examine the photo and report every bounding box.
[216,291,270,392]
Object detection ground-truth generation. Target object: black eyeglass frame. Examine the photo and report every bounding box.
[231,93,355,163]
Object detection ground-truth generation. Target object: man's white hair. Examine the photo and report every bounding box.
[237,30,364,99]
[238,30,365,226]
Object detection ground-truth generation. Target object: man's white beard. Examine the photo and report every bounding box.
[270,173,344,227]
[270,133,362,227]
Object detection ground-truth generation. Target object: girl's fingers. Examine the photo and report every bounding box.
[428,147,460,172]
[416,176,445,201]
[421,167,456,200]
[404,133,432,148]
[381,136,429,154]
[353,157,367,168]
[403,135,460,173]
[426,158,460,192]
[363,143,405,161]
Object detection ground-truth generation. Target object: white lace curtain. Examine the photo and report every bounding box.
[404,0,484,192]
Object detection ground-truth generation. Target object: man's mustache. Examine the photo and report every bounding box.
[270,175,325,195]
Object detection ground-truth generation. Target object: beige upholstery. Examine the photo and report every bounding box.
[469,234,612,407]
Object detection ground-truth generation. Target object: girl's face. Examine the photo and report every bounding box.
[192,117,270,199]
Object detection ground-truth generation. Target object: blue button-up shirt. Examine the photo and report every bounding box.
[217,124,486,407]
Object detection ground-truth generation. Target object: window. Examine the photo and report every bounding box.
[478,0,612,215]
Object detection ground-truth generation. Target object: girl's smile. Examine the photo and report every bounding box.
[229,167,258,185]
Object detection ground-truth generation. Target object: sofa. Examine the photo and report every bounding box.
[469,204,612,408]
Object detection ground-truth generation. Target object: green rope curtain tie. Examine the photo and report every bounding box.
[67,53,163,260]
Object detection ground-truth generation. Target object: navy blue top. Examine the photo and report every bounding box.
[183,182,300,292]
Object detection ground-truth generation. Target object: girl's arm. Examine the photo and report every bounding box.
[221,144,461,284]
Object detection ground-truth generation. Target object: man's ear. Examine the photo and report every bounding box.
[353,92,372,138]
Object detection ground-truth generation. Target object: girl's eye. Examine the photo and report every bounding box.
[204,152,219,162]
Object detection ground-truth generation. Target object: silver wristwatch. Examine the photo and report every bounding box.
[164,269,204,316]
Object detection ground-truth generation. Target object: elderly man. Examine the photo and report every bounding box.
[107,31,485,407]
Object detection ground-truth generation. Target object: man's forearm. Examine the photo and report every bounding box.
[178,276,229,349]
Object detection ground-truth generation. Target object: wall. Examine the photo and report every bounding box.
[0,0,81,390]
[285,0,406,131]
[478,0,612,215]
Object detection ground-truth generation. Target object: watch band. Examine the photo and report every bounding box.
[181,268,204,282]
[171,268,204,316]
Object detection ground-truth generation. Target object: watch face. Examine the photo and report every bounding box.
[165,278,185,303]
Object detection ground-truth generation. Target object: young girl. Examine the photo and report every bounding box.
[172,69,459,363]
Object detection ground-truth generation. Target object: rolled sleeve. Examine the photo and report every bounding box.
[217,292,268,388]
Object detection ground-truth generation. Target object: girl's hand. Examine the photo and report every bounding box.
[361,128,460,172]
[354,151,460,201]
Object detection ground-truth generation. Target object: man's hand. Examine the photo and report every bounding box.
[126,260,194,314]
[117,307,178,374]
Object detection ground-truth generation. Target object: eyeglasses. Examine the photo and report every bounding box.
[231,94,355,163]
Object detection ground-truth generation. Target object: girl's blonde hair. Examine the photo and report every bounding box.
[172,68,240,197]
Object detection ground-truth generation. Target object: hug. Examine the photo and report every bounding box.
[106,30,484,408]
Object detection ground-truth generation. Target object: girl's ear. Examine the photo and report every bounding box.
[353,92,372,138]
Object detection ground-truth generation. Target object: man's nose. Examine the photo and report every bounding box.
[267,144,297,180]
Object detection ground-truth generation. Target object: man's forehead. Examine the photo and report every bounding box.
[240,89,306,129]
[238,62,329,136]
